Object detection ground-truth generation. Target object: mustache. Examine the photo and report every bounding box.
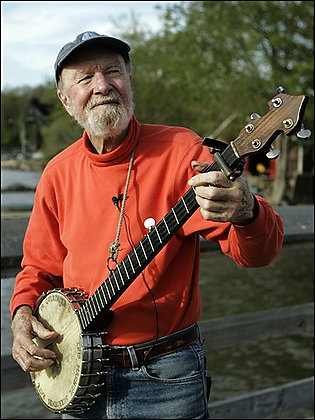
[87,92,123,110]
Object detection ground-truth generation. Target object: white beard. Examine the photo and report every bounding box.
[71,91,134,139]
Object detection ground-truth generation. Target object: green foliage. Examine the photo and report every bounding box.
[40,103,83,165]
[1,82,83,162]
[1,86,35,149]
[128,0,314,140]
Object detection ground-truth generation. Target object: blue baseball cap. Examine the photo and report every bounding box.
[54,31,131,85]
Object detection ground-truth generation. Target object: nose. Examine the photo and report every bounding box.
[92,72,111,95]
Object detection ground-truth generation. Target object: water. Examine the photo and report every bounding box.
[1,168,42,190]
[199,242,314,418]
[1,168,41,211]
[199,242,314,320]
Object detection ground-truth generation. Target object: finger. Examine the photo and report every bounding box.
[188,171,233,188]
[199,207,230,222]
[194,185,230,202]
[14,330,57,360]
[12,345,55,373]
[31,318,58,340]
[195,194,229,214]
[24,340,57,360]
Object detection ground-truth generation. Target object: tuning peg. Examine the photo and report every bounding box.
[250,113,261,120]
[266,145,280,159]
[277,86,286,94]
[297,127,312,139]
[144,218,156,232]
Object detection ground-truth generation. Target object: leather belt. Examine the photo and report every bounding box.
[102,324,199,368]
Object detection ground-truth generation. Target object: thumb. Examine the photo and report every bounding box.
[31,317,58,340]
[191,160,210,173]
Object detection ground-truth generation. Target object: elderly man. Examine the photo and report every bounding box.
[10,32,283,419]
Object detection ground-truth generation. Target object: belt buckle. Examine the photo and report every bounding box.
[100,346,132,369]
[99,345,111,368]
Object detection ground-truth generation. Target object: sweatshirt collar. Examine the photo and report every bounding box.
[82,116,140,166]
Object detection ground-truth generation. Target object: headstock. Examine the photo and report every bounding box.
[230,88,310,159]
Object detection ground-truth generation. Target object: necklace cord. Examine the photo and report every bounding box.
[108,148,136,263]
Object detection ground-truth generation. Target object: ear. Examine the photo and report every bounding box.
[57,90,74,117]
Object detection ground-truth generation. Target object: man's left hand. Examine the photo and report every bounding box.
[188,161,257,225]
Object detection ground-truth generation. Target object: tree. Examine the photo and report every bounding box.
[120,0,314,204]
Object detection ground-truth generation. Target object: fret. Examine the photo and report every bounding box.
[128,254,135,273]
[142,236,152,257]
[85,301,94,320]
[97,290,104,310]
[99,284,108,305]
[155,225,162,244]
[174,202,187,222]
[147,234,155,252]
[111,271,119,290]
[164,211,176,232]
[126,252,136,271]
[86,303,94,322]
[122,260,130,279]
[172,208,179,224]
[83,304,91,324]
[156,219,168,240]
[116,265,125,285]
[140,241,148,260]
[181,196,189,213]
[104,280,112,301]
[104,284,111,303]
[78,308,86,328]
[93,293,101,312]
[89,304,96,320]
[108,278,115,295]
[84,309,90,325]
[90,299,97,316]
[81,311,87,329]
[85,301,92,320]
[133,246,141,267]
[111,269,119,289]
[147,228,161,251]
[82,314,88,330]
[163,217,171,235]
[186,188,198,207]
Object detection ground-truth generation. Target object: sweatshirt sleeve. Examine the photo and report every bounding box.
[9,169,66,318]
[201,196,284,267]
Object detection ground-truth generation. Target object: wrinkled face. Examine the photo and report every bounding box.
[57,47,134,138]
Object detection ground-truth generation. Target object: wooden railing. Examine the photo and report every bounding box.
[200,303,314,419]
[209,377,314,419]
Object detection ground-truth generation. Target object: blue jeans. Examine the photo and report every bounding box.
[62,333,210,419]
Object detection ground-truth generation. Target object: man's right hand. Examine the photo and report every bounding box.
[11,305,58,372]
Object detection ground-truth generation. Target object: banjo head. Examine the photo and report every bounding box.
[30,290,83,412]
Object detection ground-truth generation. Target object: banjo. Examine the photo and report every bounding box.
[30,89,309,414]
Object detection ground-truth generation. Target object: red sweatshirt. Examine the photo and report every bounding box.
[10,117,284,345]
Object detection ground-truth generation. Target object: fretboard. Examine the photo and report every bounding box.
[79,144,238,330]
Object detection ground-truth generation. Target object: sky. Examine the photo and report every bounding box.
[1,1,179,90]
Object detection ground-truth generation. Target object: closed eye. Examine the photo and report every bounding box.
[78,75,92,83]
